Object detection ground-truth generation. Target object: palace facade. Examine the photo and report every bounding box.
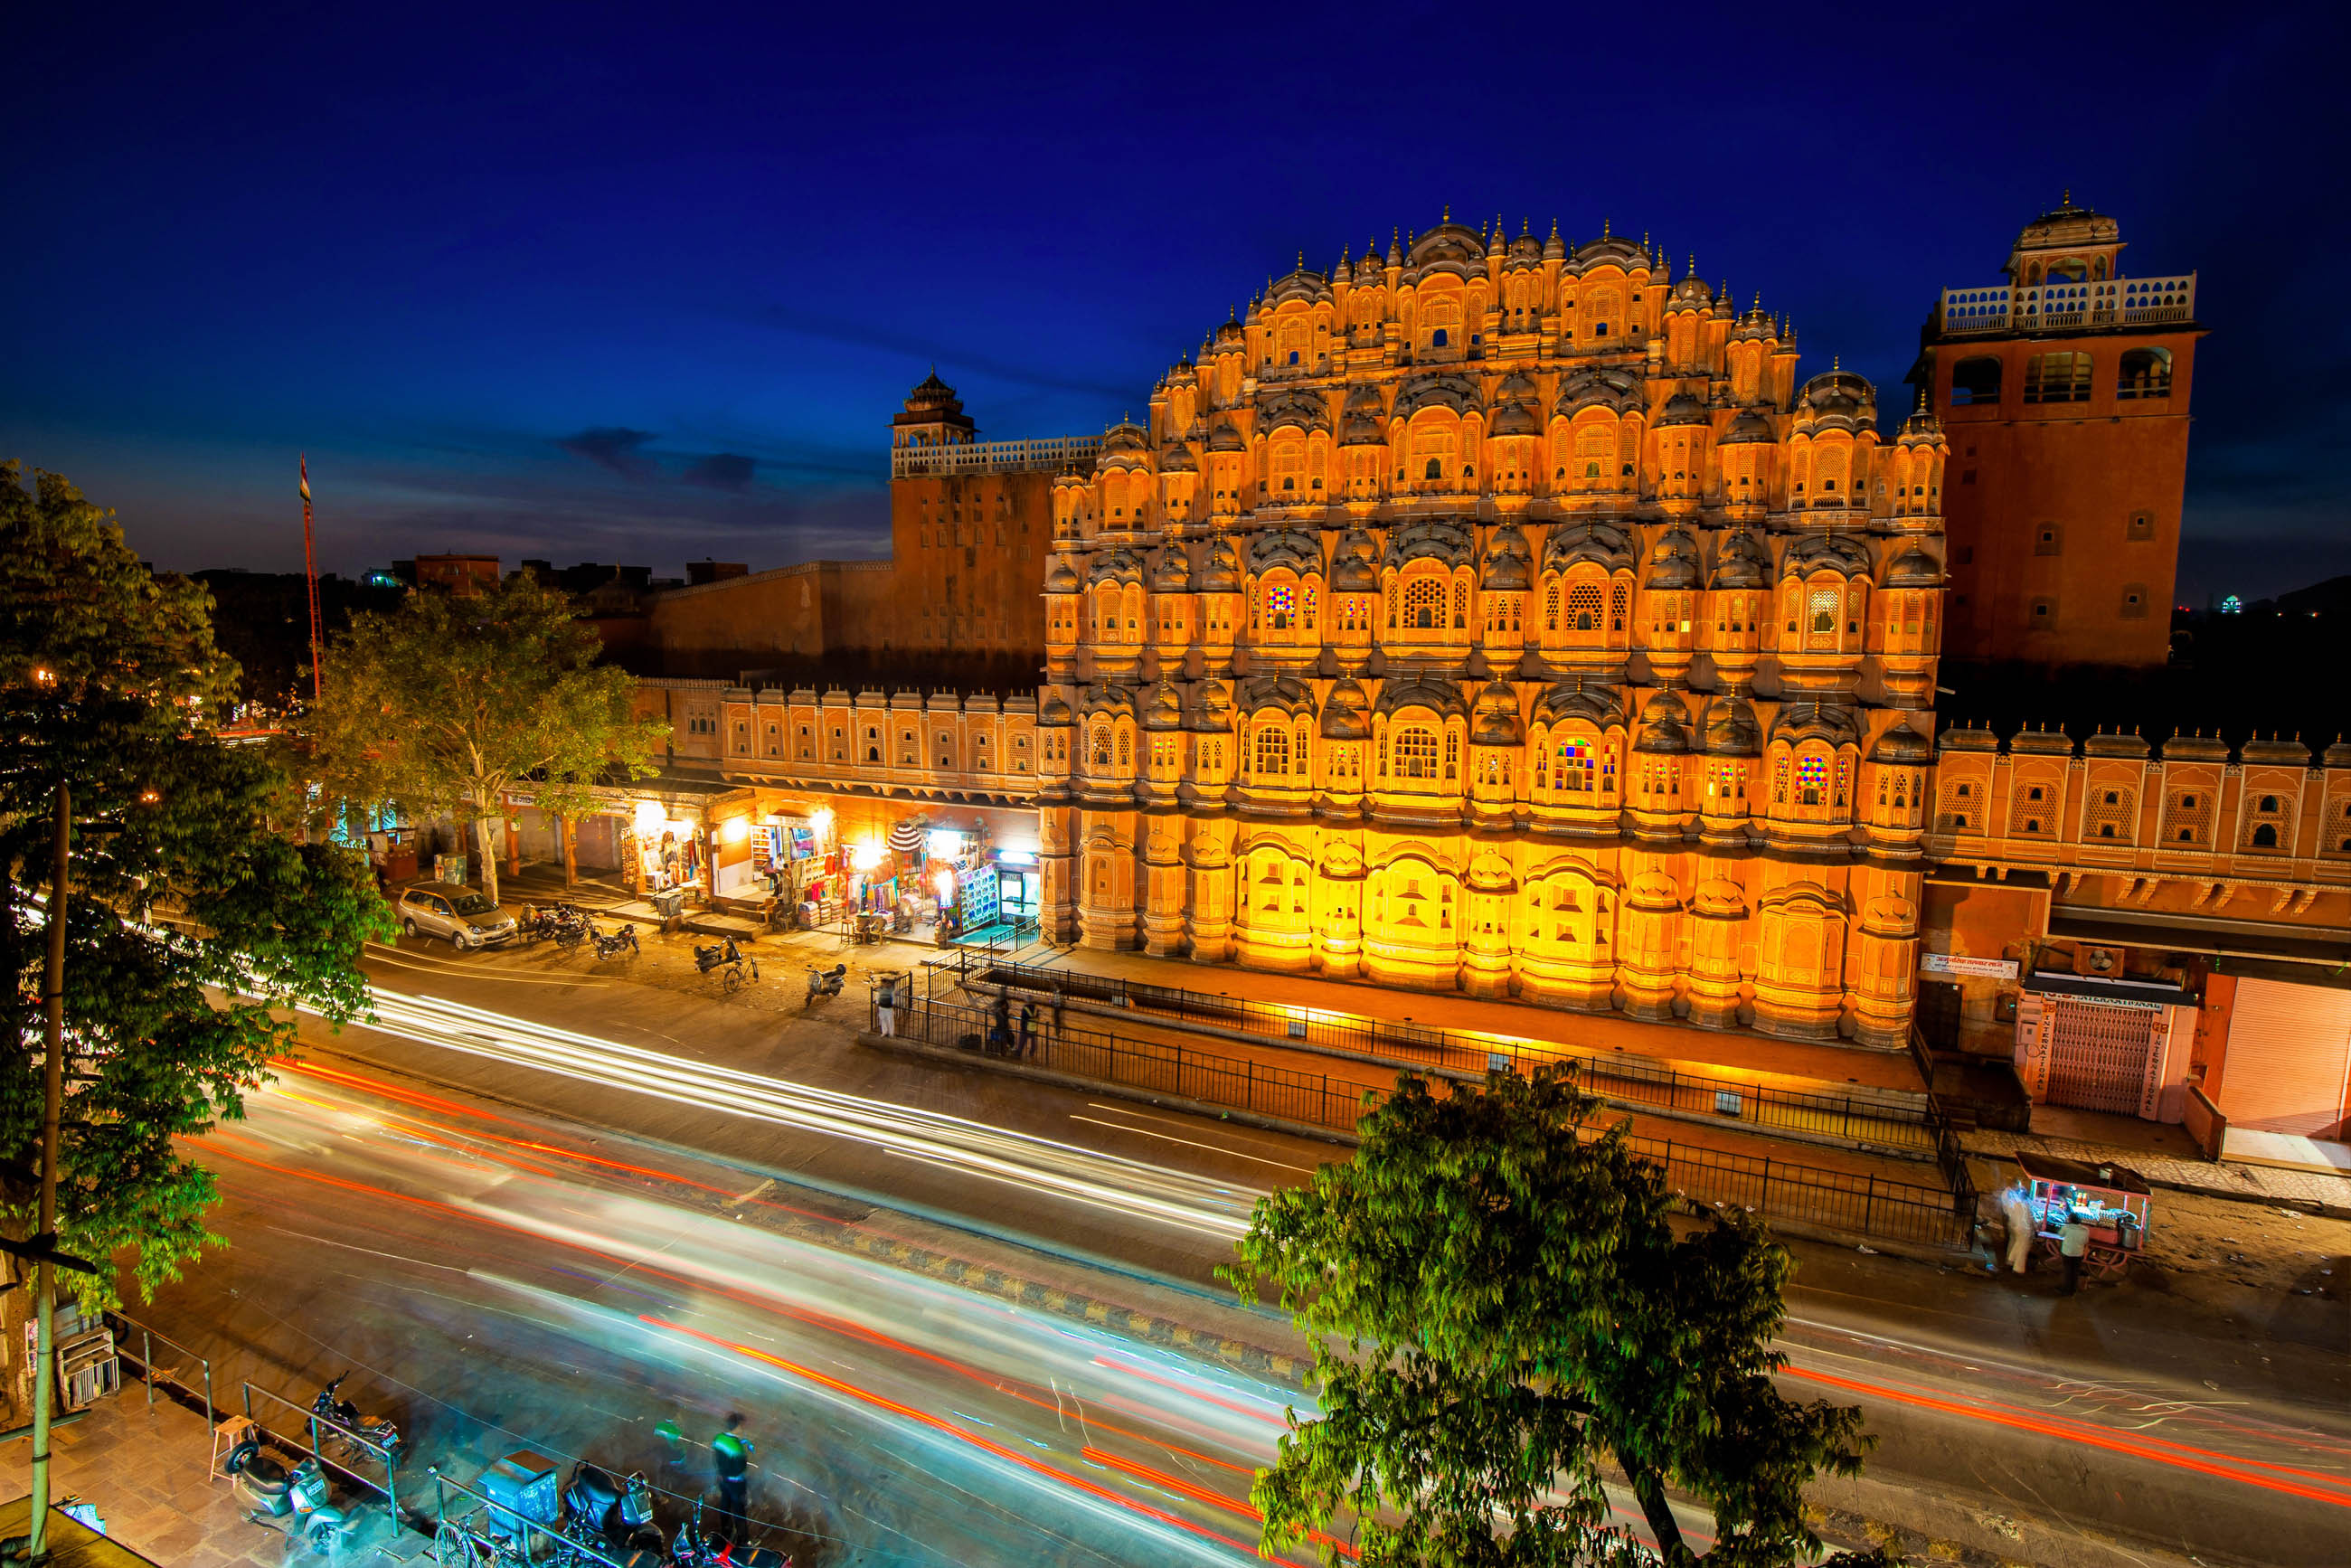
[1033,221,1950,1050]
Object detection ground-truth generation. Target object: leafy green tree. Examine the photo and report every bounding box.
[1,462,389,1308]
[1225,1066,1870,1567]
[305,571,667,903]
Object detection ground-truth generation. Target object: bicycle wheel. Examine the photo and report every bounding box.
[723,967,742,994]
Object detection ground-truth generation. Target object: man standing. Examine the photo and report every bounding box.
[1998,1180,2036,1275]
[1019,1000,1038,1060]
[876,975,897,1037]
[2057,1208,2091,1296]
[713,1412,752,1541]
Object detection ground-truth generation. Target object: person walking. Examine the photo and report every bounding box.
[1019,1000,1038,1060]
[712,1412,753,1542]
[2056,1208,2091,1296]
[876,975,897,1037]
[1998,1180,2036,1275]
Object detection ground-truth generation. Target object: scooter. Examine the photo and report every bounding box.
[589,921,641,961]
[231,1441,361,1554]
[672,1499,793,1567]
[311,1372,403,1469]
[564,1462,666,1556]
[694,936,760,993]
[803,963,847,1008]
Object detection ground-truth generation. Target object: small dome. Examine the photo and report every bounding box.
[2239,735,2312,765]
[2010,726,2073,756]
[1869,723,1933,764]
[2322,737,2351,768]
[1196,537,1242,592]
[1482,524,1533,592]
[1937,724,2001,754]
[1321,679,1370,740]
[1044,559,1080,593]
[2158,732,2231,763]
[1795,371,1877,431]
[1533,681,1627,730]
[2083,730,2151,760]
[1655,392,1708,428]
[1157,440,1198,473]
[1331,529,1381,593]
[1717,409,1775,446]
[1710,531,1770,590]
[1702,697,1760,756]
[1142,680,1184,730]
[1634,691,1692,753]
[1645,527,1702,590]
[1883,546,1941,589]
[1149,547,1192,593]
[1040,694,1073,725]
[1541,519,1636,576]
[1471,682,1522,747]
[1488,400,1541,438]
[1205,420,1247,453]
[1191,681,1232,731]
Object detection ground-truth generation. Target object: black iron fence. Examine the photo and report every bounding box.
[957,954,1952,1157]
[890,989,1970,1249]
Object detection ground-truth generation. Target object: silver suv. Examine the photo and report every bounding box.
[396,885,517,949]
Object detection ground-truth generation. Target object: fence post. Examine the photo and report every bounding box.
[143,1327,154,1408]
[203,1359,214,1432]
[1865,1176,1876,1237]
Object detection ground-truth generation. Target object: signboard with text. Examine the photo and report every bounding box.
[1921,952,2018,979]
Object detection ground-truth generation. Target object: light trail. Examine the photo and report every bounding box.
[341,987,1263,1242]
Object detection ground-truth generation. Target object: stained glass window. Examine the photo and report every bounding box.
[1268,583,1296,628]
[1798,751,1827,806]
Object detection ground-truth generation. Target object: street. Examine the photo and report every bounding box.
[127,931,2351,1567]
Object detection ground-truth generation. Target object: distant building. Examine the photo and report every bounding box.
[408,553,501,595]
[1910,200,2202,667]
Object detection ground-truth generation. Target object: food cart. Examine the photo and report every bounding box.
[2016,1150,2152,1280]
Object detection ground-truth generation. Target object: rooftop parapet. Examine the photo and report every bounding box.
[1935,274,2195,336]
[892,434,1105,479]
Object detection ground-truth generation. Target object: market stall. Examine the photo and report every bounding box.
[2016,1151,2152,1280]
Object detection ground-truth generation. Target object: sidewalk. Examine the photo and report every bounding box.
[0,1385,404,1567]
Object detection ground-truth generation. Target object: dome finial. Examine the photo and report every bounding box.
[1297,250,1303,269]
[1441,203,1449,222]
[1602,215,1610,238]
[2063,187,2072,207]
[1833,354,1841,372]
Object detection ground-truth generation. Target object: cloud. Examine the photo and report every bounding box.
[683,451,756,491]
[556,425,657,479]
[739,303,1136,402]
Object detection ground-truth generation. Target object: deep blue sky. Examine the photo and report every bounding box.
[7,3,2345,602]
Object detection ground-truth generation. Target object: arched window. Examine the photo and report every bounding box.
[1393,726,1440,780]
[1544,583,1561,630]
[1451,581,1468,628]
[2023,351,2092,404]
[2252,822,2279,849]
[1424,458,1443,480]
[1091,725,1112,769]
[1403,578,1445,629]
[1950,356,2002,405]
[1431,327,1449,348]
[2118,347,2173,400]
[1568,582,1602,632]
[1266,581,1295,630]
[1809,587,1840,638]
[1253,723,1289,778]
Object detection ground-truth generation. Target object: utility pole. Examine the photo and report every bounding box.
[27,782,69,1561]
[301,456,324,707]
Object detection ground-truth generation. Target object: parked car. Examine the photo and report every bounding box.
[397,885,517,949]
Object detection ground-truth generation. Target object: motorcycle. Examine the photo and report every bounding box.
[524,902,589,946]
[803,963,847,1008]
[694,936,760,994]
[564,1462,666,1557]
[672,1499,793,1567]
[311,1372,403,1469]
[589,921,641,961]
[230,1440,360,1554]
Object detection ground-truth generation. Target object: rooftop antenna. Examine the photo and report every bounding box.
[299,456,324,707]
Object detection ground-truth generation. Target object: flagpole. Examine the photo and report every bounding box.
[300,456,323,706]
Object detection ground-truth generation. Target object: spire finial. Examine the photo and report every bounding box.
[1442,203,1449,222]
[1834,354,1841,372]
[1602,216,1610,238]
[2063,187,2072,206]
[1297,250,1303,269]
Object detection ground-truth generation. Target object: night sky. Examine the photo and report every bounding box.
[7,4,2345,603]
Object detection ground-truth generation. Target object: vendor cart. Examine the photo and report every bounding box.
[2016,1150,2152,1280]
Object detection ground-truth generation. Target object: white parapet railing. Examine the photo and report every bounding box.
[1938,272,2195,335]
[892,435,1105,479]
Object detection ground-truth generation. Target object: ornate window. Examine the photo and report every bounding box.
[1568,582,1603,631]
[1808,587,1839,637]
[1451,581,1468,628]
[1267,582,1296,629]
[1253,723,1290,779]
[1393,726,1440,780]
[1797,751,1828,807]
[1091,725,1113,769]
[1301,585,1317,628]
[1544,583,1561,630]
[1117,732,1130,770]
[1444,731,1459,779]
[1402,578,1445,630]
[1609,583,1629,632]
[1555,738,1595,793]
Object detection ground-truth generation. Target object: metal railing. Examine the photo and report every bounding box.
[896,989,1970,1247]
[102,1309,214,1428]
[242,1380,401,1525]
[958,952,1942,1153]
[424,1468,630,1568]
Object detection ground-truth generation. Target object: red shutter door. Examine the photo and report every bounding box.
[2218,978,2351,1138]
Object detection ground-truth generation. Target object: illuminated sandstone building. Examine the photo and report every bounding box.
[1911,199,2200,666]
[1033,220,1950,1049]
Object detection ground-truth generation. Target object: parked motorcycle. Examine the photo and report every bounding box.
[672,1499,792,1567]
[693,936,760,993]
[524,902,590,946]
[803,963,847,1008]
[311,1372,404,1469]
[589,921,641,961]
[564,1462,666,1557]
[231,1442,360,1554]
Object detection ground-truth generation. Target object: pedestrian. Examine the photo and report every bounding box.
[712,1412,753,1542]
[1019,1001,1037,1059]
[1998,1180,2036,1275]
[877,975,897,1037]
[1050,986,1066,1041]
[2057,1207,2091,1296]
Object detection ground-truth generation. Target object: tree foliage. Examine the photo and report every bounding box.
[1224,1066,1870,1567]
[1,462,389,1303]
[303,571,666,902]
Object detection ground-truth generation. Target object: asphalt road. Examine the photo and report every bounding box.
[143,931,2351,1566]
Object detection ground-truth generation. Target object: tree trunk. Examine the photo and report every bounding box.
[475,813,501,905]
[562,814,577,888]
[1629,1466,1691,1565]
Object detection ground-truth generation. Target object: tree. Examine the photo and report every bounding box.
[304,571,667,903]
[1,462,389,1317]
[1224,1066,1870,1568]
